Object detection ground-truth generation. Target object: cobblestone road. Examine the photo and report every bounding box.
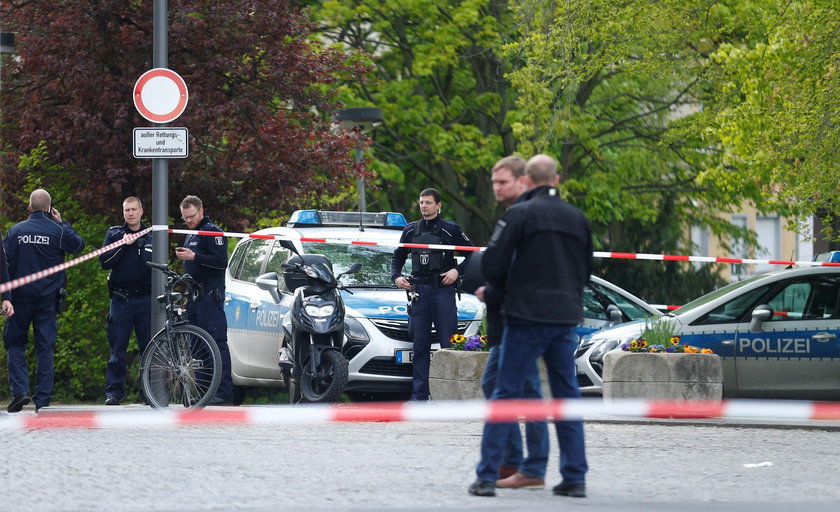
[2,406,839,512]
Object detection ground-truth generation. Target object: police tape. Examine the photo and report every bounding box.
[164,227,840,268]
[0,227,153,295]
[4,224,837,296]
[2,398,840,431]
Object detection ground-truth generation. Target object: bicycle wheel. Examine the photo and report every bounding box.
[140,324,222,408]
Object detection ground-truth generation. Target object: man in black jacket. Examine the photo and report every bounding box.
[3,189,86,413]
[469,155,592,498]
[391,188,473,401]
[175,195,232,405]
[100,196,153,406]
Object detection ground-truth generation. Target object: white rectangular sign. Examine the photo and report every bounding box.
[133,127,189,158]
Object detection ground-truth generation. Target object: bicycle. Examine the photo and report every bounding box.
[140,262,222,408]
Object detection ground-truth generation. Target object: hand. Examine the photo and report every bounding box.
[123,233,137,245]
[394,276,412,290]
[50,207,62,222]
[175,247,195,261]
[2,300,13,318]
[440,268,459,286]
[475,286,485,302]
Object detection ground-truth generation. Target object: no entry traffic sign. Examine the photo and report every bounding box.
[133,68,188,123]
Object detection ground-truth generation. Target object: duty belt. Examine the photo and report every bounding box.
[111,287,151,300]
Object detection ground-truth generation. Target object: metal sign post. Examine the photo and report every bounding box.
[151,0,169,334]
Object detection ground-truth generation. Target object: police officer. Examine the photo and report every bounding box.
[100,196,153,406]
[174,195,233,405]
[391,188,473,401]
[3,189,85,413]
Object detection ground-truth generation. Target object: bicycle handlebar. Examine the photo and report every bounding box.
[146,261,170,272]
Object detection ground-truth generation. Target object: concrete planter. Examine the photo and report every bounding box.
[603,352,723,401]
[429,349,490,400]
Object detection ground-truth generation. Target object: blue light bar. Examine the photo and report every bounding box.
[288,210,320,226]
[386,212,407,227]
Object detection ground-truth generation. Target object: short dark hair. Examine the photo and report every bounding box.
[419,188,441,203]
[492,155,526,178]
[180,195,203,210]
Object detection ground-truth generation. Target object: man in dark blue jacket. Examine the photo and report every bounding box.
[175,195,232,405]
[3,189,85,413]
[469,155,592,498]
[391,188,473,401]
[100,196,153,406]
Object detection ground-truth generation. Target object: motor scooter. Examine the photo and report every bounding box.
[256,246,361,403]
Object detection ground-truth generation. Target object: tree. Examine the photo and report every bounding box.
[0,0,370,230]
[697,0,840,240]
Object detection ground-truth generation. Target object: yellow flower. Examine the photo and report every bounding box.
[639,340,648,348]
[701,348,714,354]
[684,345,697,353]
[630,340,638,349]
[480,335,488,343]
[670,336,680,345]
[450,334,466,343]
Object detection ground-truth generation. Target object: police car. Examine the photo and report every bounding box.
[224,210,484,402]
[576,266,840,399]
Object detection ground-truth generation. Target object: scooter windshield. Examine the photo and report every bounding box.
[309,262,337,286]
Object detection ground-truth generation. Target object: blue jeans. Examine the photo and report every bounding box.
[476,321,587,484]
[105,294,152,400]
[481,345,548,478]
[3,300,57,407]
[409,284,456,400]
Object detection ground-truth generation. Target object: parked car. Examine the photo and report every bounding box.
[580,275,662,338]
[224,210,484,403]
[575,266,840,399]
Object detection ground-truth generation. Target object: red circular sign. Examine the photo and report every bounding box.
[133,68,189,123]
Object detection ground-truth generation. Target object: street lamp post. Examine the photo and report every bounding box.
[335,107,383,212]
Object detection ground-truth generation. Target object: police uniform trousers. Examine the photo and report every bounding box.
[188,290,233,401]
[408,283,457,400]
[476,320,587,484]
[3,300,58,408]
[105,294,152,401]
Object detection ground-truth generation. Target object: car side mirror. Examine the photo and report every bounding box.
[256,272,282,303]
[749,304,773,333]
[607,304,623,326]
[278,239,298,255]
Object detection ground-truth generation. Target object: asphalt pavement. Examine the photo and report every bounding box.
[1,404,840,512]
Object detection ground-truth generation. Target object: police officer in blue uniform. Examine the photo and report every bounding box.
[391,188,473,401]
[175,195,233,405]
[3,189,85,413]
[100,196,153,406]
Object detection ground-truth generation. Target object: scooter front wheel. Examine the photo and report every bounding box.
[300,350,348,403]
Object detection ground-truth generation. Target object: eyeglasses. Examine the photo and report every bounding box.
[181,211,200,222]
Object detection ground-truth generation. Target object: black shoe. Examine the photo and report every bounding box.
[468,479,496,497]
[206,397,234,406]
[35,404,50,414]
[553,481,586,498]
[105,396,120,406]
[7,394,30,413]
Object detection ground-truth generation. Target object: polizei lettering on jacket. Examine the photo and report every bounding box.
[17,234,50,245]
[738,337,810,354]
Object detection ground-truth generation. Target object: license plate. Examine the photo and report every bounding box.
[395,349,413,364]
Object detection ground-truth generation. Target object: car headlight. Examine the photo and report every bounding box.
[590,339,621,363]
[304,304,335,317]
[343,316,369,343]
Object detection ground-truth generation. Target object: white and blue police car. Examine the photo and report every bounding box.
[576,266,840,399]
[224,210,484,402]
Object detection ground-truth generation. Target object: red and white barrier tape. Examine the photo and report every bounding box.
[0,227,153,295]
[2,398,840,431]
[3,225,836,296]
[164,227,840,268]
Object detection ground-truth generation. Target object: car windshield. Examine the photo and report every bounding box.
[302,242,409,287]
[671,272,769,316]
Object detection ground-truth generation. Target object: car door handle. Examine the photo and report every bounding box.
[812,332,837,342]
[249,301,261,312]
[224,294,231,306]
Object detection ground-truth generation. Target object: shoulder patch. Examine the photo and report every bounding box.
[215,236,224,246]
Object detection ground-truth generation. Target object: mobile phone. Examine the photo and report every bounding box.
[175,247,186,252]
